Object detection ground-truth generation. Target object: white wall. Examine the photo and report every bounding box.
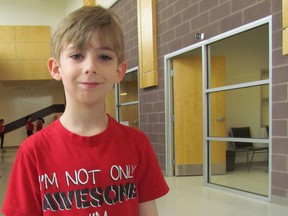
[0,0,84,33]
[64,0,82,15]
[0,81,65,146]
[0,0,78,146]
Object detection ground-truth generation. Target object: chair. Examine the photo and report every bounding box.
[230,127,268,172]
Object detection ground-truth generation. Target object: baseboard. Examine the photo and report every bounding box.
[2,146,19,149]
[175,163,226,176]
[235,161,267,168]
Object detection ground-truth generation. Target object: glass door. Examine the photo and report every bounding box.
[117,68,139,129]
[106,67,139,129]
[205,24,270,196]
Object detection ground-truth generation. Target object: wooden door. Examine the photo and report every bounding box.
[173,57,203,175]
[173,56,226,176]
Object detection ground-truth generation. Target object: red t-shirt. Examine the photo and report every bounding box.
[25,120,34,131]
[2,116,169,215]
[36,121,43,131]
[0,124,4,133]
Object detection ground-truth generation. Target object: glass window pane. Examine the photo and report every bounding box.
[208,24,269,88]
[119,71,138,103]
[205,22,270,197]
[105,86,116,118]
[209,86,269,139]
[208,140,269,196]
[119,104,139,130]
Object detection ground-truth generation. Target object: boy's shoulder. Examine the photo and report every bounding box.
[19,120,58,149]
[109,116,145,136]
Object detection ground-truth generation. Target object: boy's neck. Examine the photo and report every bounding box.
[59,106,109,136]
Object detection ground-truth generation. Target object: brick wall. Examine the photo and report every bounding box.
[112,0,288,198]
[112,0,167,170]
[271,0,288,199]
[112,0,138,68]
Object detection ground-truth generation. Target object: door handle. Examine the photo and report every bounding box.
[216,116,225,122]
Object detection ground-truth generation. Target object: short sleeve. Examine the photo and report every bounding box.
[136,134,169,203]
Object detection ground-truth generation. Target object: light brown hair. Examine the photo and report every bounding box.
[51,6,125,63]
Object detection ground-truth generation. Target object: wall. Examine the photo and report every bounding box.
[111,0,139,68]
[112,0,167,169]
[0,0,62,32]
[64,0,82,14]
[0,81,64,146]
[0,0,85,32]
[0,0,73,146]
[271,0,288,201]
[111,0,288,201]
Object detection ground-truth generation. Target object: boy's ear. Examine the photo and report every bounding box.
[47,58,62,81]
[115,61,127,83]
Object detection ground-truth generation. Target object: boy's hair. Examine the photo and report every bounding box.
[51,6,125,63]
[25,115,31,121]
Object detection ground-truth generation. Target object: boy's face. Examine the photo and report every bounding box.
[48,30,127,107]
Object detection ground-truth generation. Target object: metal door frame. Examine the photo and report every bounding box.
[164,16,272,201]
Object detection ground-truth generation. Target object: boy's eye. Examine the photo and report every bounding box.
[99,54,112,61]
[70,53,83,60]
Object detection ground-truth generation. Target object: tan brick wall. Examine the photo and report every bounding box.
[112,0,288,199]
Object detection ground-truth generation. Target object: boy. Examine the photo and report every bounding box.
[25,115,34,136]
[0,119,5,152]
[2,6,169,216]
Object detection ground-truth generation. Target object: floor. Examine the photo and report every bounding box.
[211,166,269,196]
[157,176,288,216]
[1,148,288,216]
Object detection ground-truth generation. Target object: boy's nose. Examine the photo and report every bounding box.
[85,70,96,74]
[84,58,97,74]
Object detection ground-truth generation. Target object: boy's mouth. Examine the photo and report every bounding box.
[80,82,100,88]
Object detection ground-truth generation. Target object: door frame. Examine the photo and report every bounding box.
[164,16,272,200]
[114,66,139,123]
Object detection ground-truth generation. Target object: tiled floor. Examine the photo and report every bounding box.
[157,176,288,216]
[1,148,288,216]
[211,166,269,196]
[0,148,17,216]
